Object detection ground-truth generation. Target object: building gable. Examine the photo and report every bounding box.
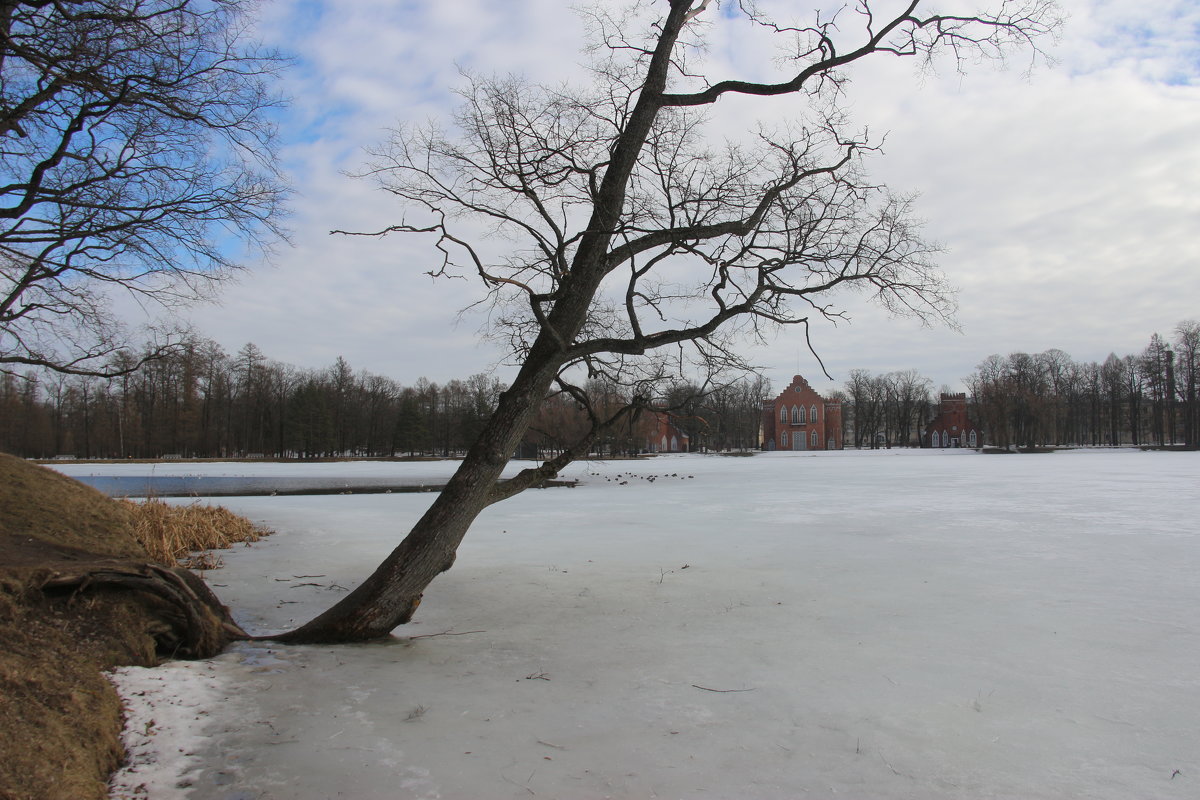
[762,374,842,451]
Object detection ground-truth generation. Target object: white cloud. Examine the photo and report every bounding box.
[179,0,1200,394]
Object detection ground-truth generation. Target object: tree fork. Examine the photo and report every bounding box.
[271,341,567,643]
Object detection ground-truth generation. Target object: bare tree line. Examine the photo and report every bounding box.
[835,321,1200,450]
[7,318,1196,460]
[0,336,769,459]
[965,322,1200,450]
[840,368,935,448]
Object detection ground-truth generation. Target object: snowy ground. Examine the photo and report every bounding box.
[58,449,1200,799]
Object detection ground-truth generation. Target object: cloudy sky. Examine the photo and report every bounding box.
[183,0,1199,396]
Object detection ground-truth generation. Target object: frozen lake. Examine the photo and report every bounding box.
[64,449,1200,800]
[60,459,514,498]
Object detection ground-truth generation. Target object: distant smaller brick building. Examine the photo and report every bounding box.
[643,408,690,453]
[761,375,843,451]
[923,393,982,448]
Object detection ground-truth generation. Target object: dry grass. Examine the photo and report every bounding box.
[120,499,270,570]
[0,453,145,560]
[0,457,271,799]
[1,455,161,800]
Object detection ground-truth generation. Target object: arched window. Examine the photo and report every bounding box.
[798,405,807,424]
[969,430,978,447]
[811,430,818,448]
[781,407,788,424]
[791,405,799,423]
[781,431,789,447]
[932,431,940,448]
[670,436,679,452]
[660,435,668,451]
[810,404,818,422]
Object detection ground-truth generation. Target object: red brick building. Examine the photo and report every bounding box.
[761,375,843,451]
[923,393,982,448]
[642,408,690,453]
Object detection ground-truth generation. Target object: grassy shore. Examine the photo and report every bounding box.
[0,453,267,800]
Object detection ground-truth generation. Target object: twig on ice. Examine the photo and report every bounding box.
[879,750,902,776]
[406,629,486,640]
[691,684,756,693]
[501,769,536,796]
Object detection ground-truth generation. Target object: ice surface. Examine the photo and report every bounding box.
[83,449,1200,799]
[108,661,249,800]
[55,458,511,487]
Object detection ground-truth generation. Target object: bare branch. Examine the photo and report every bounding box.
[0,0,288,376]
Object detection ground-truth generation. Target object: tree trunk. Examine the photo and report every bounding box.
[273,1,695,644]
[271,345,561,643]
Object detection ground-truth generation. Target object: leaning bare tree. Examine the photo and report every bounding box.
[277,0,1059,643]
[0,0,286,377]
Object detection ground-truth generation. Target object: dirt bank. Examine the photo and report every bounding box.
[0,454,260,800]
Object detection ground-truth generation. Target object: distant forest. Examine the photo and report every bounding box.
[2,320,1197,459]
[840,321,1198,450]
[0,338,769,459]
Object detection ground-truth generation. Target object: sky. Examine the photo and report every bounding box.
[179,0,1200,396]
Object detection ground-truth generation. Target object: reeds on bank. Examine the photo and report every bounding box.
[120,499,269,569]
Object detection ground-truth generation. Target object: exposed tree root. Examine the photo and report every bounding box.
[38,561,248,659]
